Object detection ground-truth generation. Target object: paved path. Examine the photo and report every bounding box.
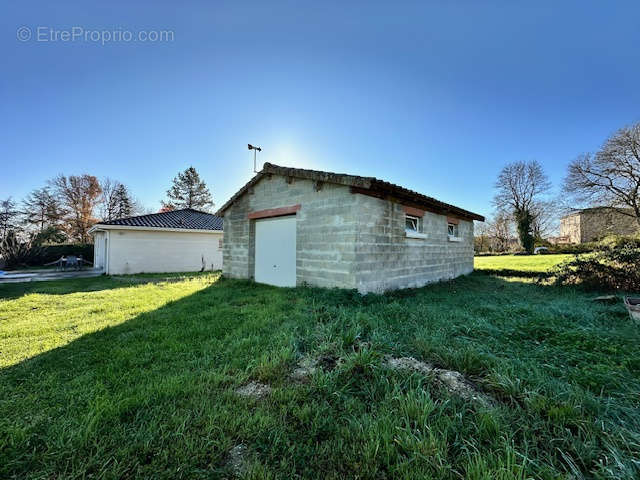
[0,269,104,284]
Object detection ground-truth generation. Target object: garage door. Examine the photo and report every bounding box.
[254,215,296,287]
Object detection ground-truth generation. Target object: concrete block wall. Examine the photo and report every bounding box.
[354,194,474,293]
[223,192,252,279]
[222,175,359,288]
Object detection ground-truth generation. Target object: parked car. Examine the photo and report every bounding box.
[534,246,550,255]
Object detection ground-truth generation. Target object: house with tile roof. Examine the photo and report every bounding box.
[88,208,223,274]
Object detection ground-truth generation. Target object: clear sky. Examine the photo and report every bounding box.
[2,1,639,219]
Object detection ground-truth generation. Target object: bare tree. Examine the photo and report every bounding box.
[564,122,640,226]
[530,200,561,240]
[51,174,102,243]
[99,178,119,221]
[487,211,516,252]
[129,196,149,216]
[494,160,551,253]
[474,221,490,253]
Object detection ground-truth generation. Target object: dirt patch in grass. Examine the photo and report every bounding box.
[386,356,493,405]
[386,356,436,374]
[317,354,339,371]
[226,444,248,476]
[291,354,340,382]
[235,381,271,399]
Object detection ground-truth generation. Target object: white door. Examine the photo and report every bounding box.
[93,232,106,271]
[254,216,297,287]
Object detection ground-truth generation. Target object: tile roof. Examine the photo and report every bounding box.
[217,163,484,221]
[95,208,223,231]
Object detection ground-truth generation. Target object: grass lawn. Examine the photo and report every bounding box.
[1,272,639,479]
[474,254,573,275]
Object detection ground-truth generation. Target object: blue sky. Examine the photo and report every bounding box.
[2,1,639,219]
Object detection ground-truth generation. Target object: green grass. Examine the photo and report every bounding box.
[1,272,639,478]
[474,254,573,275]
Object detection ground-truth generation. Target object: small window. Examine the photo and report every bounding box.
[218,238,223,249]
[405,215,419,232]
[448,222,459,237]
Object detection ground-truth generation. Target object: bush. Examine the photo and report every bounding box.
[0,232,44,269]
[0,235,93,270]
[548,236,640,291]
[551,242,599,255]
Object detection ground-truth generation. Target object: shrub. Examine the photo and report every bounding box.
[551,242,599,255]
[548,236,640,291]
[0,232,44,269]
[0,234,93,270]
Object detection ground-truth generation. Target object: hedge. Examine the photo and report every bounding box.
[39,244,94,264]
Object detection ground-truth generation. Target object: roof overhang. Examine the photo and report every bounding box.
[216,163,484,222]
[88,224,223,235]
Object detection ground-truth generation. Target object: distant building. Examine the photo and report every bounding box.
[88,208,223,274]
[559,207,639,243]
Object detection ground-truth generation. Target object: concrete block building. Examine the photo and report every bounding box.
[559,207,639,243]
[217,163,484,293]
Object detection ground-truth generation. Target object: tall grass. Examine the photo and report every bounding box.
[1,272,638,478]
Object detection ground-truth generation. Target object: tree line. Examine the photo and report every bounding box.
[0,166,214,248]
[479,120,640,253]
[0,175,140,245]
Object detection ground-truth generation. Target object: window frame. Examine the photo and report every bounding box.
[405,214,420,233]
[447,222,461,241]
[405,214,427,239]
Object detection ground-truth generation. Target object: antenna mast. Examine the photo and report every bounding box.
[248,144,262,173]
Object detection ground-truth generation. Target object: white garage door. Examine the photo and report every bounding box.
[254,216,297,287]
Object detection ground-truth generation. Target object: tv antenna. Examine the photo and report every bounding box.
[248,144,262,173]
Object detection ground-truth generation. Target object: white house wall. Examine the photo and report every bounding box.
[106,229,223,275]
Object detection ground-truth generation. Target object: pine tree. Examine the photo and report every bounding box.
[100,179,136,220]
[163,167,214,211]
[0,197,20,241]
[113,184,133,218]
[22,187,63,233]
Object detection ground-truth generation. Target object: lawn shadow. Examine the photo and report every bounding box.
[0,275,292,476]
[474,268,550,278]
